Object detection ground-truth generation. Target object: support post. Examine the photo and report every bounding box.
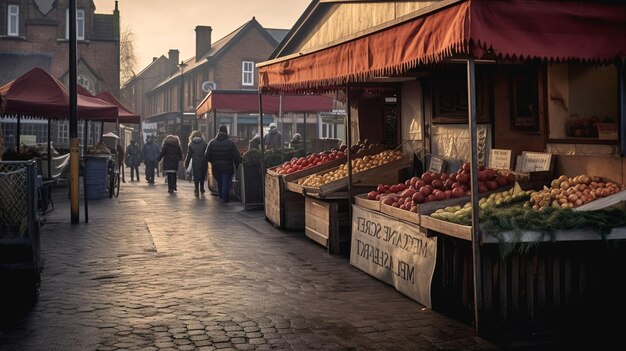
[467,57,483,333]
[69,0,79,223]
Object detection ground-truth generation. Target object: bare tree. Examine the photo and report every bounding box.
[120,25,137,87]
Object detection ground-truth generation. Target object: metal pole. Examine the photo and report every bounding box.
[303,112,307,154]
[279,95,284,153]
[258,93,266,213]
[83,120,89,155]
[47,119,51,178]
[16,115,20,150]
[69,0,79,223]
[467,57,483,334]
[618,61,625,156]
[346,83,354,207]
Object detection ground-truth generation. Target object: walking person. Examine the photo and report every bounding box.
[184,130,208,197]
[142,135,160,184]
[205,125,241,202]
[125,139,142,181]
[158,134,183,194]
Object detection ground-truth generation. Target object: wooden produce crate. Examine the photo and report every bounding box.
[264,172,305,230]
[305,197,350,254]
[379,196,468,225]
[354,193,380,212]
[420,215,472,241]
[287,156,412,198]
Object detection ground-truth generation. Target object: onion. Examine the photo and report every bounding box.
[575,199,583,207]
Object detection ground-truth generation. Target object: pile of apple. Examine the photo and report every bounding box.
[273,142,382,175]
[274,150,346,175]
[366,162,516,213]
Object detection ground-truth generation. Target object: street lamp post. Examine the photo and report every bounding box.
[179,61,187,153]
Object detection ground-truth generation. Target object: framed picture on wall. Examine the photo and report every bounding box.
[509,67,539,131]
[432,68,490,124]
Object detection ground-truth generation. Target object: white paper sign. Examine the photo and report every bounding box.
[20,135,37,145]
[428,156,445,173]
[350,205,437,308]
[518,152,552,172]
[489,149,512,170]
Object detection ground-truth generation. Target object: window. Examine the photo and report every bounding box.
[242,61,254,86]
[7,4,19,36]
[547,63,618,142]
[66,9,85,40]
[78,74,94,95]
[58,121,69,145]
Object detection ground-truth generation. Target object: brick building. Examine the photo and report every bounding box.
[124,17,287,151]
[0,0,120,149]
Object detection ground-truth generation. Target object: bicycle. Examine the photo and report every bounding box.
[106,156,120,198]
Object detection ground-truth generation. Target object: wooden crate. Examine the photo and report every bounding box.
[354,193,380,212]
[264,172,305,230]
[305,197,350,254]
[432,234,626,336]
[421,215,472,241]
[287,156,412,197]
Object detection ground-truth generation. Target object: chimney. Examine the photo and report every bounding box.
[195,26,212,60]
[152,57,157,62]
[168,49,180,75]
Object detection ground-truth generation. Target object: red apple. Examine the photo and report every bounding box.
[412,192,425,204]
[419,185,433,196]
[367,191,378,200]
[452,187,465,197]
[431,179,444,190]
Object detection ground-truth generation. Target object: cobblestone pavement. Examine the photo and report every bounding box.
[0,177,497,351]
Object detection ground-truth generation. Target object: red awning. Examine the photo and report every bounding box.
[259,0,626,93]
[96,91,141,124]
[195,90,334,116]
[0,67,118,120]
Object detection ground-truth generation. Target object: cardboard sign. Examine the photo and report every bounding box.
[488,149,512,170]
[350,206,437,308]
[516,152,552,172]
[427,156,445,173]
[597,123,618,140]
[20,135,37,145]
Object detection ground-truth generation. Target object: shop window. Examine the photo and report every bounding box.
[547,63,618,142]
[7,4,19,36]
[432,65,491,124]
[66,9,85,40]
[57,121,69,145]
[242,61,254,86]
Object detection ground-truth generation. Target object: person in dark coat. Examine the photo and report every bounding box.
[205,125,241,202]
[142,135,160,184]
[125,140,142,181]
[264,122,282,150]
[158,134,183,193]
[184,130,208,197]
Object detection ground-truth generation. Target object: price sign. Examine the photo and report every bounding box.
[488,149,512,170]
[427,156,445,173]
[518,152,552,172]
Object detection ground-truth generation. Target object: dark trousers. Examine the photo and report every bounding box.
[212,170,232,202]
[145,161,156,183]
[130,166,139,181]
[166,172,177,192]
[194,181,205,194]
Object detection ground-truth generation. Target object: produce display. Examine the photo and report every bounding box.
[525,174,625,210]
[272,141,382,175]
[365,163,517,213]
[429,182,531,222]
[298,150,404,186]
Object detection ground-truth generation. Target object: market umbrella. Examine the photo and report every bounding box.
[96,91,140,124]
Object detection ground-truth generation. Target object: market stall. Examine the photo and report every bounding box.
[195,89,335,210]
[257,0,626,337]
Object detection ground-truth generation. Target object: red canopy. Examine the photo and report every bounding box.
[259,0,626,93]
[0,67,118,120]
[96,91,141,124]
[195,90,334,116]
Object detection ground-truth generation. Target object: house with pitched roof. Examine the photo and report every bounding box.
[0,0,120,149]
[131,17,287,152]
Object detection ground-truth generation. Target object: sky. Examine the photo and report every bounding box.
[93,0,312,70]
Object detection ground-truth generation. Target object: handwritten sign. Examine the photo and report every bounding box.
[488,149,512,170]
[351,205,437,308]
[427,156,445,173]
[516,152,552,172]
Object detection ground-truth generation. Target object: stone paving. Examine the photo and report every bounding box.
[0,176,498,351]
